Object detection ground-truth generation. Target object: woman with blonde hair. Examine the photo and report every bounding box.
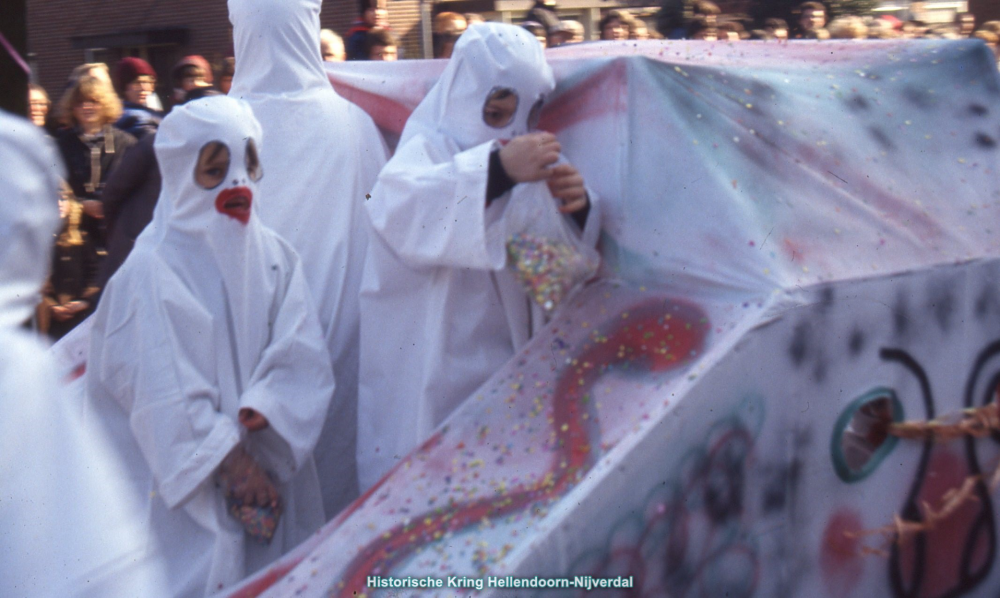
[53,75,136,288]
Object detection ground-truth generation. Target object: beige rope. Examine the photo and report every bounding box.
[844,400,1000,557]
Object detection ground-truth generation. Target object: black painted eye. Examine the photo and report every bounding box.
[831,387,903,482]
[482,87,519,129]
[194,141,231,190]
[246,138,263,182]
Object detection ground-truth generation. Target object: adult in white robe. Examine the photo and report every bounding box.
[357,23,602,490]
[85,96,333,597]
[229,0,389,518]
[0,111,166,597]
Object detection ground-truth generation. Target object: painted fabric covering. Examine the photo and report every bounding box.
[221,38,1000,598]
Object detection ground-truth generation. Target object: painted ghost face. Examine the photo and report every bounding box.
[194,138,263,225]
[405,23,555,151]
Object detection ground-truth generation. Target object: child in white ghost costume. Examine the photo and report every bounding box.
[84,96,334,597]
[357,23,601,490]
[229,0,389,518]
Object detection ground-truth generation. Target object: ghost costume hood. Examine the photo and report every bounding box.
[357,23,601,489]
[229,0,389,518]
[0,112,168,596]
[85,96,334,597]
[0,116,60,329]
[401,22,556,151]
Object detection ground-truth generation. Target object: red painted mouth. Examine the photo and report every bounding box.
[215,186,252,224]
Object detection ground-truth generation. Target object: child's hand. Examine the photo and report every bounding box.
[81,200,104,219]
[238,408,270,432]
[547,164,588,213]
[499,132,561,183]
[219,447,281,509]
[51,304,74,321]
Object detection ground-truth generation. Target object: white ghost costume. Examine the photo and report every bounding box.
[0,112,167,596]
[229,0,389,518]
[357,23,602,490]
[84,97,333,597]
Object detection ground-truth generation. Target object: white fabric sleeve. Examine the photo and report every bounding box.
[364,135,508,271]
[239,249,336,483]
[93,272,241,510]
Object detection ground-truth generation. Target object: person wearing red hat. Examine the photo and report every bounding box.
[114,57,162,140]
[170,55,215,108]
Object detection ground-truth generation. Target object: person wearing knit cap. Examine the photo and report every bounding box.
[170,55,214,108]
[114,57,162,140]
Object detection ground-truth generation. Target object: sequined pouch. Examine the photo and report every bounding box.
[504,180,599,313]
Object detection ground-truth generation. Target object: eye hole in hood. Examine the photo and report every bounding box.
[194,141,231,190]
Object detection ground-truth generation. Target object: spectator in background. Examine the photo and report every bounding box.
[692,1,720,29]
[39,183,100,339]
[765,18,789,40]
[796,1,827,38]
[973,30,1000,64]
[656,0,692,40]
[347,0,390,60]
[981,21,1000,36]
[170,55,213,106]
[629,18,651,40]
[521,20,549,48]
[68,62,113,89]
[464,13,486,27]
[955,12,976,37]
[557,20,585,44]
[321,29,346,61]
[114,57,162,140]
[526,0,562,43]
[218,57,236,93]
[366,27,399,60]
[433,11,468,58]
[29,84,50,128]
[689,18,719,40]
[828,16,868,40]
[54,75,136,237]
[718,19,748,41]
[599,10,629,40]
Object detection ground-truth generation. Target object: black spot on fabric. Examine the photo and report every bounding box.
[903,86,935,110]
[894,293,911,338]
[975,286,999,320]
[789,322,810,367]
[819,287,835,313]
[868,126,896,151]
[847,94,870,111]
[928,284,956,332]
[849,328,866,356]
[812,352,828,384]
[975,132,997,149]
[969,103,989,116]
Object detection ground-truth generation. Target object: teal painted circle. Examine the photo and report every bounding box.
[830,387,903,483]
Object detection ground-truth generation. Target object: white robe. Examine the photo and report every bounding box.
[0,111,166,597]
[229,0,389,518]
[356,24,602,490]
[84,97,333,597]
